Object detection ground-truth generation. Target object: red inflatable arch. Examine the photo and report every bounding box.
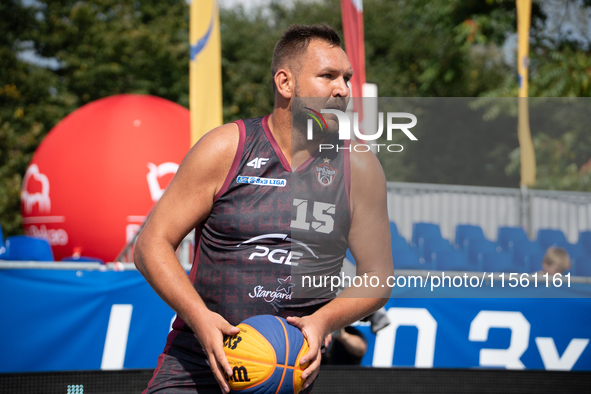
[21,94,190,261]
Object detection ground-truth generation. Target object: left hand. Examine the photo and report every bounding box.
[286,315,326,391]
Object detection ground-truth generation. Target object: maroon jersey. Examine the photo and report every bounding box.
[168,114,351,346]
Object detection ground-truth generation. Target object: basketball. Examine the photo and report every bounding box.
[223,315,310,394]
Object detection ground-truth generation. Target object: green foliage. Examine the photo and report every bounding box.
[506,132,591,191]
[33,0,190,107]
[0,0,190,237]
[1,0,591,237]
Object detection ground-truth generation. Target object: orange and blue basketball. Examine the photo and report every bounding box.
[223,315,310,394]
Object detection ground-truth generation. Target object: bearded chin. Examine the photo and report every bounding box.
[292,84,342,137]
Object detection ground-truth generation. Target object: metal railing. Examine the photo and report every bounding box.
[387,181,591,243]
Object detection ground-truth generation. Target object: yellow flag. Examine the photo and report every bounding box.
[516,0,536,186]
[190,0,223,146]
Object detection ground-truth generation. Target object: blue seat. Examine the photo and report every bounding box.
[0,223,6,259]
[514,241,545,272]
[413,223,443,262]
[61,256,105,264]
[537,229,568,249]
[346,249,356,264]
[389,221,399,238]
[467,239,499,269]
[392,248,426,270]
[433,249,474,271]
[455,224,485,251]
[412,222,442,247]
[498,227,529,255]
[391,235,410,252]
[579,231,591,255]
[423,237,453,266]
[5,235,54,261]
[574,255,591,277]
[482,251,520,273]
[563,243,585,262]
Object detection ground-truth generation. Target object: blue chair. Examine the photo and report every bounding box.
[455,224,485,251]
[482,251,520,273]
[389,221,399,238]
[412,223,443,261]
[423,237,453,266]
[412,222,442,247]
[498,227,529,256]
[0,223,6,259]
[62,256,105,264]
[392,248,425,270]
[5,235,54,261]
[391,235,410,252]
[563,243,585,262]
[514,241,545,272]
[537,229,568,249]
[433,249,474,271]
[346,249,356,265]
[574,255,591,277]
[579,231,591,255]
[467,239,499,270]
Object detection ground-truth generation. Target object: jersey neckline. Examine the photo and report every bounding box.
[261,114,322,173]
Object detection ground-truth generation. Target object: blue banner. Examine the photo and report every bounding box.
[1,269,590,372]
[0,269,175,372]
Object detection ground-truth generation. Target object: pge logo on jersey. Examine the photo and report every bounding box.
[237,234,319,266]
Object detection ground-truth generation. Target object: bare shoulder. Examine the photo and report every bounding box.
[139,121,241,245]
[177,122,240,191]
[349,141,387,189]
[183,122,240,168]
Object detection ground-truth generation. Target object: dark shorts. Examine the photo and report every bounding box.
[143,332,316,394]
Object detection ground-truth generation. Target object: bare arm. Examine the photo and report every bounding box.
[134,122,240,394]
[288,143,394,388]
[334,328,368,358]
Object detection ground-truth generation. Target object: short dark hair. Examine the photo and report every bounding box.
[271,24,341,84]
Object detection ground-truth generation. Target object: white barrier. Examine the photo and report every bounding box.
[387,182,591,243]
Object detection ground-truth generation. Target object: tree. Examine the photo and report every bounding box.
[1,0,191,237]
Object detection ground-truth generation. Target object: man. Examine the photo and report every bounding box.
[322,326,368,365]
[135,24,393,393]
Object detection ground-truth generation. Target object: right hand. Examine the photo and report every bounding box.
[191,311,240,393]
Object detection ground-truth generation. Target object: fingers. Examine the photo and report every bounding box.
[301,347,322,391]
[221,322,241,336]
[208,352,230,393]
[214,345,234,379]
[287,315,323,390]
[300,331,317,365]
[286,316,301,328]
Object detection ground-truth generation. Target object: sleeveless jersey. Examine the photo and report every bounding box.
[169,114,351,343]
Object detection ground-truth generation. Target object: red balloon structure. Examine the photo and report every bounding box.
[20,94,190,262]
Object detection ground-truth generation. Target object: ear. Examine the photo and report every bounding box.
[274,68,294,99]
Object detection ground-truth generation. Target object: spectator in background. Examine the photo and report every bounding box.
[323,326,368,365]
[540,247,571,275]
[322,308,390,365]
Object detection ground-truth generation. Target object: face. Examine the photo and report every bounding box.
[292,39,353,134]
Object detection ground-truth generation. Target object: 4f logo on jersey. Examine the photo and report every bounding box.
[247,157,269,169]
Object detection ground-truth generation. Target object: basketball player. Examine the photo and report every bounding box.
[135,24,394,393]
